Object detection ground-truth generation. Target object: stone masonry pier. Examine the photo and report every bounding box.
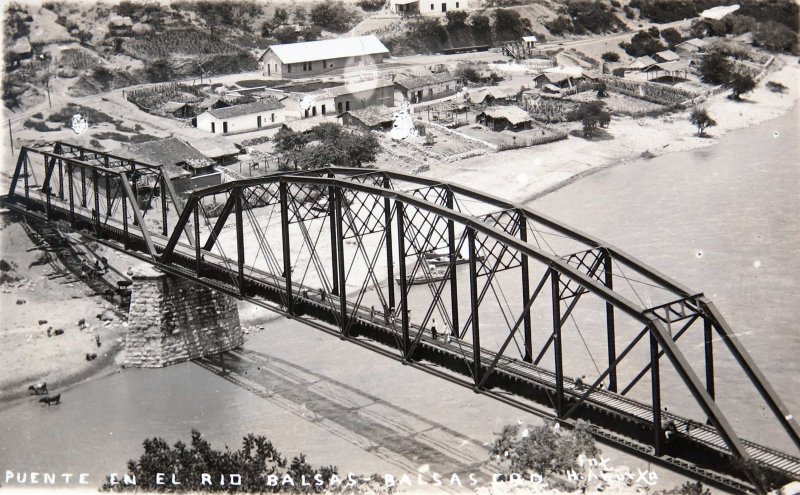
[124,265,243,367]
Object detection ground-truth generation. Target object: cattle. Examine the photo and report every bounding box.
[39,393,61,406]
[28,382,48,395]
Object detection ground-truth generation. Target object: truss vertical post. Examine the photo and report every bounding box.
[22,154,29,201]
[105,174,112,217]
[328,175,339,297]
[93,169,100,232]
[194,204,201,278]
[519,213,532,362]
[280,182,293,315]
[447,190,460,338]
[45,157,52,220]
[396,202,410,360]
[122,195,129,250]
[67,161,75,224]
[235,188,245,296]
[604,250,618,392]
[552,270,564,417]
[651,329,663,455]
[704,317,715,400]
[161,176,168,237]
[468,227,481,387]
[58,159,64,200]
[383,176,395,312]
[335,188,348,333]
[80,166,87,208]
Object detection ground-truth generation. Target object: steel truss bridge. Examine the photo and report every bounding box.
[5,142,799,493]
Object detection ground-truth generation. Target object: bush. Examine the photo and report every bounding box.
[728,71,756,100]
[570,101,611,137]
[489,421,599,478]
[357,0,385,10]
[470,13,492,44]
[455,63,481,83]
[273,26,299,44]
[766,81,787,93]
[660,27,683,47]
[564,0,623,34]
[601,51,620,62]
[753,20,797,53]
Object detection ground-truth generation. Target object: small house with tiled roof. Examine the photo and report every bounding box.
[196,99,285,135]
[393,72,458,103]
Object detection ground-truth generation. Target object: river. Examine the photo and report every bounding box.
[1,105,797,490]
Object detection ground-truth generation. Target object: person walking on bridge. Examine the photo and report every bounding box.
[431,317,438,340]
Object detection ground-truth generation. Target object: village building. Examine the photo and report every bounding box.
[522,35,538,49]
[8,37,33,68]
[390,0,468,15]
[393,72,458,103]
[675,38,708,57]
[476,106,533,132]
[340,107,395,132]
[533,72,587,91]
[626,55,657,72]
[466,86,518,106]
[196,99,285,135]
[284,79,395,119]
[107,16,134,37]
[259,35,389,78]
[184,135,242,166]
[161,101,195,119]
[653,50,680,64]
[118,137,221,193]
[645,61,690,81]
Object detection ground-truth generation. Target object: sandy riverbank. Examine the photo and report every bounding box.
[0,222,128,406]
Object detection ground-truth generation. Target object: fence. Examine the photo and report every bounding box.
[601,76,696,106]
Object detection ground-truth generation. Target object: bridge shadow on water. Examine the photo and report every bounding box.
[196,348,496,480]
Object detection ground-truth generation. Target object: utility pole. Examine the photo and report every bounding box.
[8,118,14,155]
[46,77,52,109]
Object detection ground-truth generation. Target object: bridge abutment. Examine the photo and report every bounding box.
[124,265,242,367]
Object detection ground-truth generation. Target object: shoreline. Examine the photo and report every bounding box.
[426,54,800,208]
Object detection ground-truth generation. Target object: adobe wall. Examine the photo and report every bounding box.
[124,265,242,367]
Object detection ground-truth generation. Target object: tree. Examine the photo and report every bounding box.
[492,9,530,41]
[595,81,608,98]
[619,30,666,57]
[293,5,307,24]
[445,10,468,30]
[309,1,356,33]
[273,26,299,44]
[272,6,289,26]
[275,123,380,170]
[660,27,683,48]
[601,51,620,62]
[698,50,732,85]
[455,63,480,83]
[689,107,716,137]
[571,101,611,137]
[470,13,492,43]
[489,421,600,479]
[300,25,321,41]
[727,70,756,100]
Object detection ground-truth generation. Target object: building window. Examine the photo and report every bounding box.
[288,64,292,73]
[211,122,215,133]
[337,102,343,113]
[321,104,326,115]
[345,101,350,111]
[430,3,433,10]
[304,109,309,118]
[456,1,459,7]
[223,121,228,133]
[441,2,446,11]
[309,61,313,70]
[271,113,275,122]
[312,106,317,117]
[257,115,262,128]
[275,64,278,72]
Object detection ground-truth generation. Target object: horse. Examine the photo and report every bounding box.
[39,394,61,406]
[28,382,48,395]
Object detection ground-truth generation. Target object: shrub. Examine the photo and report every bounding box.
[766,81,787,93]
[619,30,666,57]
[493,9,530,41]
[601,51,620,62]
[753,20,797,53]
[570,100,611,137]
[357,0,385,10]
[727,71,756,100]
[699,50,732,85]
[564,0,623,34]
[660,27,683,47]
[455,63,481,83]
[470,13,492,44]
[273,26,299,44]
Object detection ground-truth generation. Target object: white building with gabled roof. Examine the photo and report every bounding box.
[390,0,468,15]
[259,35,390,78]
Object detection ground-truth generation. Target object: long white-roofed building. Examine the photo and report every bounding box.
[259,35,390,78]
